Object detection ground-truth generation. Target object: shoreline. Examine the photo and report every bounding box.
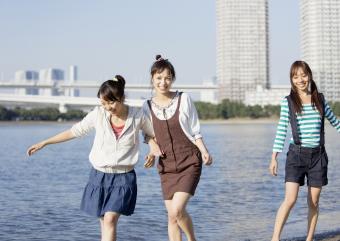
[201,117,279,124]
[0,118,280,125]
[1,117,338,125]
[284,230,340,241]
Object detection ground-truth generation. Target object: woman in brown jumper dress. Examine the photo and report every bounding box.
[143,55,213,241]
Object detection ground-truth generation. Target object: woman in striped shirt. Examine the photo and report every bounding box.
[269,61,340,241]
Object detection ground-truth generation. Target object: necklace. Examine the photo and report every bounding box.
[151,91,179,119]
[151,91,178,110]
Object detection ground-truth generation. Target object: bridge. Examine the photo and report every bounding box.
[0,94,144,113]
[0,81,218,112]
[0,82,218,91]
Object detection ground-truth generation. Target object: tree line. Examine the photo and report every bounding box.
[1,100,340,121]
[195,99,340,119]
[0,106,86,121]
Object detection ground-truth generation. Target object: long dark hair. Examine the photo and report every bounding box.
[289,61,323,114]
[150,55,176,81]
[97,75,126,102]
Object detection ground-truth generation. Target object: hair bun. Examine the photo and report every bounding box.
[156,54,162,61]
[115,75,126,87]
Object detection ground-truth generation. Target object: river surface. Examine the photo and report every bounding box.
[0,122,339,241]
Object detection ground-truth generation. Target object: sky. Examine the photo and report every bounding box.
[0,0,299,85]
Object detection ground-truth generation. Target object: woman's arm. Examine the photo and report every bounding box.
[27,129,76,156]
[272,98,289,153]
[183,93,212,165]
[324,101,340,132]
[27,107,97,156]
[144,138,164,168]
[269,98,289,176]
[269,152,279,176]
[195,138,212,165]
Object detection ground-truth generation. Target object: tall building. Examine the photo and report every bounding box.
[39,68,64,96]
[67,65,80,97]
[14,70,39,95]
[216,0,270,102]
[300,0,340,101]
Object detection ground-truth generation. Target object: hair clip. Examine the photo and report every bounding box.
[156,58,168,62]
[112,77,118,82]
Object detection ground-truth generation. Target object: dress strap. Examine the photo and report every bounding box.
[319,93,325,146]
[175,92,183,113]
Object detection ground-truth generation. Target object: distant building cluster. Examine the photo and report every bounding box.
[217,0,340,104]
[14,66,79,97]
[245,85,290,106]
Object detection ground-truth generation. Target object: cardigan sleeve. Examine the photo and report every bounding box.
[70,107,98,137]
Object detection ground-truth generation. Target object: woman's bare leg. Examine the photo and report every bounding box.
[165,192,196,241]
[101,212,120,241]
[271,182,300,241]
[306,186,322,241]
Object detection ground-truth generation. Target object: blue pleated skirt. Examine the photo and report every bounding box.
[80,168,137,217]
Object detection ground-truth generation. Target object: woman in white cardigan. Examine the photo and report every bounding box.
[27,75,159,241]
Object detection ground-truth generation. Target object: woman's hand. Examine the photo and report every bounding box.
[148,138,164,157]
[26,129,76,157]
[194,138,212,166]
[202,151,213,166]
[27,142,46,156]
[144,154,155,168]
[269,158,278,176]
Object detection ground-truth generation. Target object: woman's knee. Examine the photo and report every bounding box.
[168,207,185,223]
[283,196,297,208]
[308,198,319,210]
[103,213,120,227]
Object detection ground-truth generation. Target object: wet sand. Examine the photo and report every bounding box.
[283,231,340,241]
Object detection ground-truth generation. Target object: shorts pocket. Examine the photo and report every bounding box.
[321,151,329,168]
[286,150,300,167]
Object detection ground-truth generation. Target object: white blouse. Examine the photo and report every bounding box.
[142,92,202,143]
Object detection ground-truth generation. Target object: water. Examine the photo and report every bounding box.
[0,122,339,241]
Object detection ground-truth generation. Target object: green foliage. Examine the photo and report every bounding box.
[0,106,86,121]
[194,99,340,119]
[0,106,17,120]
[195,101,220,119]
[59,110,86,120]
[328,102,340,116]
[2,101,338,121]
[194,99,281,119]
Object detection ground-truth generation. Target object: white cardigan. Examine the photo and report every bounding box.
[71,105,154,173]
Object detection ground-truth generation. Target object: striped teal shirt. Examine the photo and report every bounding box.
[273,97,340,152]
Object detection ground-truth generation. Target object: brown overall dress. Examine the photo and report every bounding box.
[148,93,202,200]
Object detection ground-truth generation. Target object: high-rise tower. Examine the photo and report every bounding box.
[300,0,340,101]
[216,0,270,102]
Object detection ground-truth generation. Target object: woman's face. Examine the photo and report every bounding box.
[152,68,173,94]
[100,96,124,115]
[292,67,309,93]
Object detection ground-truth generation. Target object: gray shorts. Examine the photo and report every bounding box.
[285,144,328,187]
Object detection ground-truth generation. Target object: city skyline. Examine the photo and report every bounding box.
[0,0,299,86]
